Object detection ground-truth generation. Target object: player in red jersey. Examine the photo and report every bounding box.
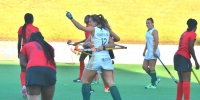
[20,32,56,100]
[174,18,199,100]
[17,13,39,98]
[73,15,98,83]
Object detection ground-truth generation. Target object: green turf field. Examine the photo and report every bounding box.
[0,62,199,100]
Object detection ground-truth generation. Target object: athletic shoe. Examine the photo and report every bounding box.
[90,88,94,94]
[22,86,27,98]
[145,83,156,89]
[73,78,81,82]
[91,80,99,84]
[155,78,161,86]
[104,87,110,92]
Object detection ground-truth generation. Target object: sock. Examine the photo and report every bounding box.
[79,61,85,79]
[109,85,122,100]
[94,75,98,80]
[176,82,183,100]
[150,70,157,86]
[20,72,26,87]
[82,83,90,100]
[145,68,151,76]
[183,82,190,100]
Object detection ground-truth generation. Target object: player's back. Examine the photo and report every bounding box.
[22,41,55,70]
[92,27,110,56]
[176,31,196,59]
[18,24,39,45]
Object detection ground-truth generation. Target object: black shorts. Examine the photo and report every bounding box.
[174,54,192,72]
[26,66,56,87]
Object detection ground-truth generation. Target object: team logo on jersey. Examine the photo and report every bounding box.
[101,57,111,62]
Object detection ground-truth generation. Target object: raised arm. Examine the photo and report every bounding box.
[66,12,95,35]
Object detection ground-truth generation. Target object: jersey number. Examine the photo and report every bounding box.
[101,38,107,45]
[35,43,42,50]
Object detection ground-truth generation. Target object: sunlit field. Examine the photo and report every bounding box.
[1,0,200,44]
[0,62,200,100]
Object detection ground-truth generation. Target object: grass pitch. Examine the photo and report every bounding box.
[0,62,199,100]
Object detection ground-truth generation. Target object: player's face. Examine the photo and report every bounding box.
[146,20,153,29]
[84,18,88,24]
[89,18,97,27]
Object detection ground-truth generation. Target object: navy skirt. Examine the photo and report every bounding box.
[26,66,56,87]
[174,54,192,72]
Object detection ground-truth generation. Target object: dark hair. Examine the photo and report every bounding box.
[22,13,34,43]
[147,17,154,23]
[90,14,111,30]
[84,15,90,24]
[29,32,55,65]
[187,18,198,32]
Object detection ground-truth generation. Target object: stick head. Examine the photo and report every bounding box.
[67,40,72,44]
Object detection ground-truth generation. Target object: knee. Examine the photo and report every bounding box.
[142,66,148,71]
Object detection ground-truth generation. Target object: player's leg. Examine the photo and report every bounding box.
[149,59,160,88]
[73,52,88,82]
[101,73,110,92]
[26,85,41,100]
[41,85,55,100]
[142,59,150,76]
[176,71,183,100]
[81,69,97,100]
[182,71,191,100]
[102,70,121,100]
[103,60,114,92]
[20,66,27,98]
[88,72,97,93]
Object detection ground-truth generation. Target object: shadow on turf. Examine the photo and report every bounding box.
[0,62,199,100]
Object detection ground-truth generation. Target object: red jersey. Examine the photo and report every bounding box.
[18,24,39,45]
[20,41,56,70]
[85,24,91,39]
[176,30,197,59]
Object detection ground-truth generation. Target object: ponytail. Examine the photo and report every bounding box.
[22,24,27,43]
[90,14,111,31]
[29,32,55,65]
[98,14,111,30]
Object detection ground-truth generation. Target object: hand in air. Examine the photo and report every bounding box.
[66,12,73,19]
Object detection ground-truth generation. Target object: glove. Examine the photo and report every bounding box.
[66,12,73,19]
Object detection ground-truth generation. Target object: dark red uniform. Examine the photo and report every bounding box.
[20,41,56,70]
[176,30,197,59]
[18,24,39,45]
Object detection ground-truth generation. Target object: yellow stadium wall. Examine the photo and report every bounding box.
[1,0,200,44]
